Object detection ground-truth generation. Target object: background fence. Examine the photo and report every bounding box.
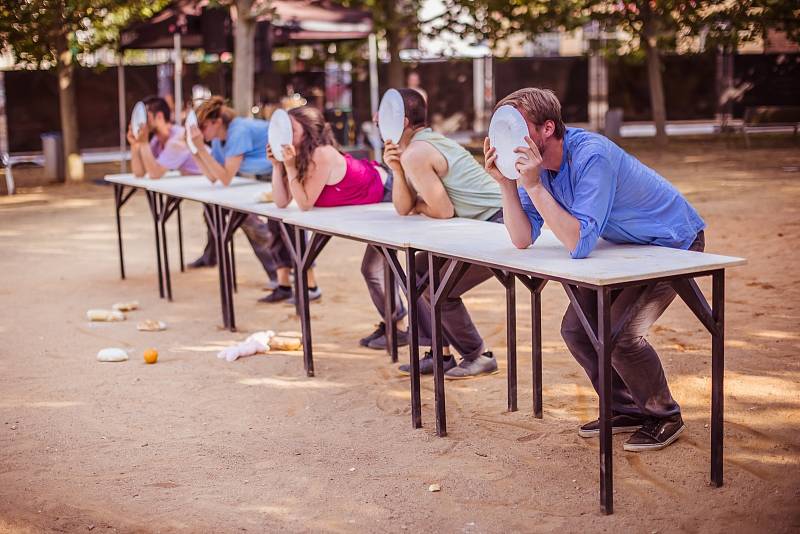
[4,52,798,152]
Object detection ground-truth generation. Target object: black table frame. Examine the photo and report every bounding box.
[113,183,185,300]
[420,250,725,515]
[110,182,728,514]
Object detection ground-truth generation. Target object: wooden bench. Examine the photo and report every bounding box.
[742,106,800,147]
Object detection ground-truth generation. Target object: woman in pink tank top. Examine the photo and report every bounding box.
[268,105,408,351]
[269,106,386,210]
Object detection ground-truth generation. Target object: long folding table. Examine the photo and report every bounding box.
[104,172,746,514]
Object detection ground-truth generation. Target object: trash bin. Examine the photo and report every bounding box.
[41,131,65,182]
[604,108,624,140]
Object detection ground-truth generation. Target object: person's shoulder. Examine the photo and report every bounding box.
[566,128,618,163]
[312,144,340,162]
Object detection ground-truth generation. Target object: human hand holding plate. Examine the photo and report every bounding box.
[126,123,138,147]
[185,110,199,154]
[281,144,297,169]
[383,141,403,173]
[130,101,147,138]
[488,105,529,180]
[378,89,405,143]
[514,136,543,188]
[482,137,507,184]
[189,125,204,152]
[268,109,292,162]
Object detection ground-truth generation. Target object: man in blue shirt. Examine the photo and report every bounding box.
[484,88,705,452]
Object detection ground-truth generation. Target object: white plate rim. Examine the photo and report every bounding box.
[488,105,529,181]
[268,109,293,162]
[378,89,405,143]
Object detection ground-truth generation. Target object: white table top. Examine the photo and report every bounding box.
[283,204,453,248]
[405,217,746,286]
[103,173,746,285]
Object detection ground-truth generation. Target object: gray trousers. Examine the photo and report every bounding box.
[361,245,408,324]
[561,231,705,419]
[414,210,505,361]
[239,215,280,282]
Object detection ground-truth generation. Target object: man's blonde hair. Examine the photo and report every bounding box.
[495,88,565,139]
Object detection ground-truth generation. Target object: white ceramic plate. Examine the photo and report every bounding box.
[488,105,529,180]
[378,89,405,143]
[268,109,293,162]
[185,109,198,154]
[131,101,147,137]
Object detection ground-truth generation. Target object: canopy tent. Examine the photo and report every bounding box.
[116,0,378,171]
[119,0,374,51]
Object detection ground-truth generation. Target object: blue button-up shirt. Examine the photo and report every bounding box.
[518,128,705,259]
[211,117,273,176]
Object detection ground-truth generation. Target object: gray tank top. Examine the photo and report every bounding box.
[410,128,502,221]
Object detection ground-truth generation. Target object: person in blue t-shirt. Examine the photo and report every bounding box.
[189,96,318,303]
[484,88,706,453]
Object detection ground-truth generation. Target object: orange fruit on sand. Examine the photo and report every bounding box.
[143,348,158,364]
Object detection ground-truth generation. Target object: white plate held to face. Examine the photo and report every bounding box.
[378,89,405,143]
[185,109,198,154]
[131,101,147,137]
[488,105,529,180]
[268,109,293,162]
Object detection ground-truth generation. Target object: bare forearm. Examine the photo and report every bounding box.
[271,163,291,207]
[191,153,216,182]
[139,145,166,179]
[284,166,314,210]
[392,169,416,215]
[130,145,145,177]
[196,151,228,184]
[498,180,534,248]
[527,185,580,251]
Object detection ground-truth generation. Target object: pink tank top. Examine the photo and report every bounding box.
[314,153,385,207]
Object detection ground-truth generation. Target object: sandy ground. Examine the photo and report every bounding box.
[1,136,799,533]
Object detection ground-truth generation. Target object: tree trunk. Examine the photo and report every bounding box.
[232,0,256,116]
[641,15,668,146]
[382,0,405,89]
[56,44,84,181]
[385,24,404,89]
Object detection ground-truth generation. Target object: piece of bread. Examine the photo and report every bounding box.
[97,348,129,362]
[269,336,302,351]
[112,301,139,312]
[87,309,125,322]
[276,330,302,339]
[137,319,166,331]
[258,190,274,203]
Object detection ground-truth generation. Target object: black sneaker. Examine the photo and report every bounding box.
[188,254,216,268]
[578,412,650,438]
[367,329,410,350]
[258,286,292,303]
[359,322,386,347]
[623,414,686,452]
[397,351,456,376]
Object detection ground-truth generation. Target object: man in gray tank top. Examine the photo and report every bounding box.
[382,88,504,379]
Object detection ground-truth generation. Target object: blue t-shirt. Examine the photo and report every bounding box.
[518,128,705,259]
[211,117,273,176]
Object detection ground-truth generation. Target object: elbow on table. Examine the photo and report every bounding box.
[512,236,532,250]
[297,201,314,212]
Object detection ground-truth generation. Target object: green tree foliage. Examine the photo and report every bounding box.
[0,0,167,179]
[426,0,799,145]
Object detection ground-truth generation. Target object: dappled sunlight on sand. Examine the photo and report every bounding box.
[238,376,347,389]
[0,400,84,409]
[752,329,799,340]
[172,342,236,353]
